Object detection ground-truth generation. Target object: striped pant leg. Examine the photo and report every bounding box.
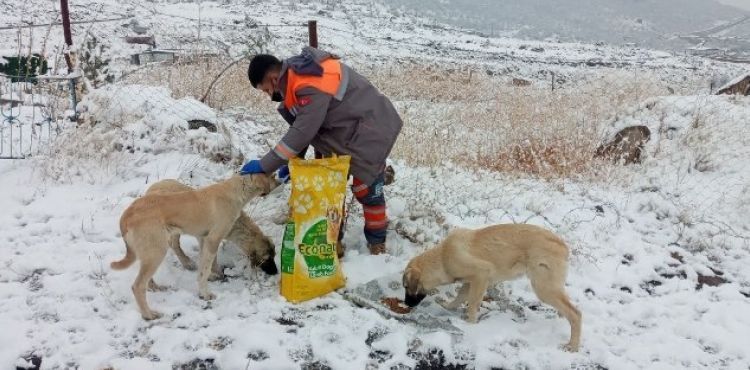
[351,173,388,245]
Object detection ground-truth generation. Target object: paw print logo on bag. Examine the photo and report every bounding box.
[294,176,310,192]
[312,175,325,192]
[292,193,313,215]
[326,171,344,187]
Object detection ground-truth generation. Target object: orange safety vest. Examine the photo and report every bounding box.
[284,58,343,111]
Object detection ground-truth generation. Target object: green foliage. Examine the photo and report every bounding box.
[0,54,49,83]
[80,35,115,88]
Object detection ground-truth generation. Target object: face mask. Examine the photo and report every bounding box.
[271,91,283,102]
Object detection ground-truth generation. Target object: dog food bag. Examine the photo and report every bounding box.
[280,155,350,303]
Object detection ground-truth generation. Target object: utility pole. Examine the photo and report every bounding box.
[60,0,74,72]
[308,19,321,159]
[60,0,78,119]
[308,20,318,48]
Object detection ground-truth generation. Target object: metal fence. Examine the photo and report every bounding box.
[0,73,77,159]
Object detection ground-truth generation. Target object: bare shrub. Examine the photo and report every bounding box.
[681,109,717,173]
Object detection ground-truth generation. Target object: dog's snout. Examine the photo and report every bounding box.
[404,293,426,307]
[260,258,278,275]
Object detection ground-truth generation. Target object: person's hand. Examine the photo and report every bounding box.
[277,165,290,183]
[239,160,264,175]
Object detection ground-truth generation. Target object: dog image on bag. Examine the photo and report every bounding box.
[144,179,278,278]
[326,206,342,246]
[402,223,582,352]
[112,173,276,320]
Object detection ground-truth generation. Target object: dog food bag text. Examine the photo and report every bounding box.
[280,156,350,303]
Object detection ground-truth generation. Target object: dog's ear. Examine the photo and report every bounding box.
[249,237,275,265]
[403,266,422,295]
[248,248,261,266]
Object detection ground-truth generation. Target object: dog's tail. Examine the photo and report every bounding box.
[111,240,136,270]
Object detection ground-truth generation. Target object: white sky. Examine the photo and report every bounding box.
[714,0,750,11]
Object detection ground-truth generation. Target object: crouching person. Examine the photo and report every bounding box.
[240,47,403,256]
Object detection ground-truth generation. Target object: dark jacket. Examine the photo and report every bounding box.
[260,47,403,185]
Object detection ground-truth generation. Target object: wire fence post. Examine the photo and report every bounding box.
[60,0,78,120]
[308,20,318,48]
[60,0,73,71]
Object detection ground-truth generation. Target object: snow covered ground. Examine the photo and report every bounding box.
[2,0,750,369]
[2,82,749,369]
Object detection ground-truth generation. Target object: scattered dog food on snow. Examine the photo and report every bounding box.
[381,297,412,314]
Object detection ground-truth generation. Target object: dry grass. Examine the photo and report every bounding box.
[366,66,670,179]
[33,124,128,185]
[122,54,274,114]
[121,57,680,180]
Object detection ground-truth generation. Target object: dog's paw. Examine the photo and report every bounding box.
[199,291,216,301]
[465,314,479,324]
[142,310,163,320]
[561,343,579,352]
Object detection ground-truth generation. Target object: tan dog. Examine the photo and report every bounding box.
[402,224,582,351]
[112,174,276,320]
[144,179,278,278]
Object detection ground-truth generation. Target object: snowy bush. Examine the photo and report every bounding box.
[36,84,241,184]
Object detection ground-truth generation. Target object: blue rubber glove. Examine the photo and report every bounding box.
[277,165,290,183]
[239,160,264,175]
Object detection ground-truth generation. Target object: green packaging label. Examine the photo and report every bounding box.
[281,221,296,274]
[299,219,336,278]
[281,219,338,278]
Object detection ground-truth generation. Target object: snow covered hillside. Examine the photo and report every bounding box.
[2,0,750,369]
[382,0,750,53]
[1,0,747,87]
